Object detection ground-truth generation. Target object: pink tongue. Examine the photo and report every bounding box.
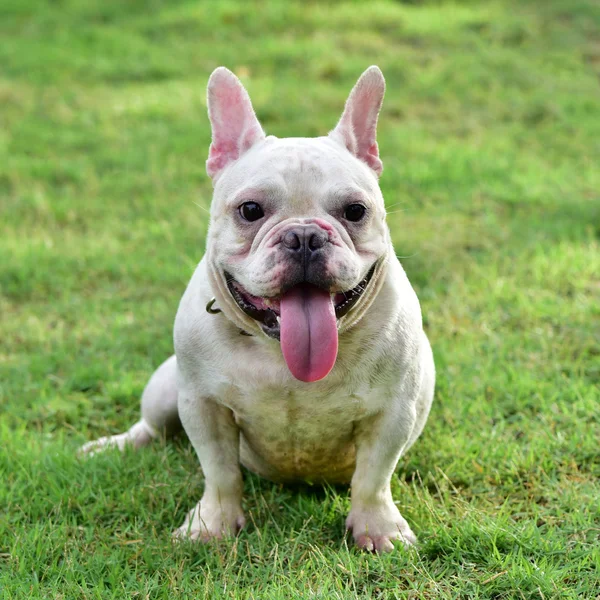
[280,284,338,382]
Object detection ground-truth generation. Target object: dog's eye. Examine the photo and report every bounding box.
[239,202,264,222]
[344,204,366,222]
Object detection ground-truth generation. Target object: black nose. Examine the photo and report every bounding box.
[282,227,328,255]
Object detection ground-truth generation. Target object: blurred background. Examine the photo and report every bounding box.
[1,0,599,597]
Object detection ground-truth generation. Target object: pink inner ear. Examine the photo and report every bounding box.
[332,67,385,176]
[206,68,265,179]
[364,142,381,174]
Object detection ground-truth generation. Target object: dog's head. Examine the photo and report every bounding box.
[204,67,391,382]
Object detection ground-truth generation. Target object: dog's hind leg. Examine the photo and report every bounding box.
[79,355,182,455]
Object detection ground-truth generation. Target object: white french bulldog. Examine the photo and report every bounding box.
[81,66,435,553]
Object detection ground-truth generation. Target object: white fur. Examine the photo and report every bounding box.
[81,67,435,553]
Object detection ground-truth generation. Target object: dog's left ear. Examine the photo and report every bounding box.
[330,66,385,177]
[206,67,266,180]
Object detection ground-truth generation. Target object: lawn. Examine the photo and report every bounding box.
[1,0,599,597]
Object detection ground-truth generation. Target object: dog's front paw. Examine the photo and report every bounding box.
[172,499,246,543]
[346,501,417,553]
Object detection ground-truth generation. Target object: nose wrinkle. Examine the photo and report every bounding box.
[310,218,334,234]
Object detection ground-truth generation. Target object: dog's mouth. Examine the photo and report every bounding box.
[226,265,376,336]
[224,266,376,383]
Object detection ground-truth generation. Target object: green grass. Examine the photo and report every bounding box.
[1,0,599,597]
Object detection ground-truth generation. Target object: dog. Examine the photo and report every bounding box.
[81,66,435,553]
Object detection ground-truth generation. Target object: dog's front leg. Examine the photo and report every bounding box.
[346,396,419,553]
[173,394,245,542]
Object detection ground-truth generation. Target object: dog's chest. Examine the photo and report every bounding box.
[218,380,375,482]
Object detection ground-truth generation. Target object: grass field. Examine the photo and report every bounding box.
[1,0,599,597]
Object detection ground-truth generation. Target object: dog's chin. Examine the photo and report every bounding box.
[224,265,377,340]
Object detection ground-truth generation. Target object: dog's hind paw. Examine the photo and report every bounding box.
[78,419,157,457]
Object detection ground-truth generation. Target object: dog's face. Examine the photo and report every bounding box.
[204,67,391,382]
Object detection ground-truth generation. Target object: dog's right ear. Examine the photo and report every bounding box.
[206,67,265,180]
